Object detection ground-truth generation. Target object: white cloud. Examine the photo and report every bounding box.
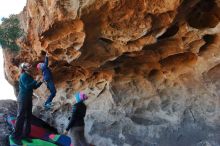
[0,49,16,100]
[0,0,26,18]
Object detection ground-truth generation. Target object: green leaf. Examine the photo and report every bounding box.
[0,15,24,52]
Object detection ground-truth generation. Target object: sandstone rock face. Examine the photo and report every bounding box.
[4,0,220,145]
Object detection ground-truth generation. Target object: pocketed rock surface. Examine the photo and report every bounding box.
[3,0,220,145]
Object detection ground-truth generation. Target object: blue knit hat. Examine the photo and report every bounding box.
[74,92,88,103]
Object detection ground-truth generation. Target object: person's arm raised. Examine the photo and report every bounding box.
[44,53,49,67]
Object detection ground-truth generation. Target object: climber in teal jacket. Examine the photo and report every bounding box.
[37,53,56,109]
[19,68,43,99]
[12,62,43,145]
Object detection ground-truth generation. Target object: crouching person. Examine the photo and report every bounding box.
[64,92,89,146]
[11,62,43,145]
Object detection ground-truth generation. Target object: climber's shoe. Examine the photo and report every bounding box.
[44,102,54,110]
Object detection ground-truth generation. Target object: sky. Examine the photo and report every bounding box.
[0,0,26,100]
[0,50,16,100]
[0,0,26,21]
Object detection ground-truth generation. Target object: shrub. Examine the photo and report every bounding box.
[0,15,23,52]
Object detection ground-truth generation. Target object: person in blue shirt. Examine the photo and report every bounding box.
[11,62,43,145]
[37,53,56,109]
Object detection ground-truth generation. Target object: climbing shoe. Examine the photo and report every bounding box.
[44,102,54,110]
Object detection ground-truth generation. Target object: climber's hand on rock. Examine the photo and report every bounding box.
[40,78,44,83]
[63,130,68,135]
[35,75,41,82]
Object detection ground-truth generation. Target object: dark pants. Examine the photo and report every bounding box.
[45,80,56,105]
[70,126,89,146]
[12,97,32,139]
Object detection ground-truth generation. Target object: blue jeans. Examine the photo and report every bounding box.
[45,80,56,105]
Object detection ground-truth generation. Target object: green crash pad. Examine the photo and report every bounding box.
[9,135,57,146]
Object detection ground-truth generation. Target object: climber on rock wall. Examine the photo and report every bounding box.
[11,62,43,145]
[64,92,89,146]
[37,53,57,110]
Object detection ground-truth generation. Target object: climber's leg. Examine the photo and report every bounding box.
[71,126,89,146]
[11,99,27,144]
[71,127,81,146]
[45,80,56,107]
[78,126,89,146]
[13,101,25,138]
[24,97,32,137]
